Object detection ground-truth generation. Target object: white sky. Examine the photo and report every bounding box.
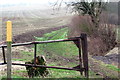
[1,0,119,5]
[1,0,58,5]
[1,0,119,6]
[0,0,71,11]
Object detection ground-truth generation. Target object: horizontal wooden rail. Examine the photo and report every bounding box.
[0,37,81,48]
[0,63,5,65]
[0,62,84,72]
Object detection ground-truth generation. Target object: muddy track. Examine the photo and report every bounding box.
[89,55,119,79]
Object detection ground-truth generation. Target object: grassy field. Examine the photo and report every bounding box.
[35,28,79,57]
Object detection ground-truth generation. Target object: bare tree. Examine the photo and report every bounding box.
[54,0,107,29]
[67,0,107,29]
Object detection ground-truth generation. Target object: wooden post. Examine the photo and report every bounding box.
[2,46,6,64]
[77,39,83,75]
[81,33,89,78]
[6,21,12,79]
[34,44,37,65]
[73,39,83,75]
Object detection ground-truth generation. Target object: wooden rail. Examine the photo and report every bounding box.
[0,37,80,48]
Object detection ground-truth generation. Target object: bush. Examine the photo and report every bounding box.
[98,24,117,51]
[68,14,117,56]
[25,56,49,78]
[68,15,94,37]
[88,24,117,56]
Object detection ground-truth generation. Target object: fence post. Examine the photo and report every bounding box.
[34,44,37,65]
[77,39,83,75]
[2,46,6,64]
[81,33,89,78]
[6,21,12,80]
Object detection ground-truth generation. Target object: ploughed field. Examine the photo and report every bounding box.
[1,9,71,41]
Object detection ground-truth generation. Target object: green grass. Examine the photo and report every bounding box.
[89,57,120,78]
[100,64,119,78]
[0,63,87,79]
[48,69,82,78]
[1,68,100,80]
[35,27,78,58]
[12,58,27,61]
[7,27,87,79]
[34,27,119,78]
[47,63,84,78]
[32,27,103,78]
[12,51,34,62]
[104,64,120,72]
[22,51,33,55]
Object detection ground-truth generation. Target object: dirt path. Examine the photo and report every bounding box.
[89,55,119,78]
[92,47,119,67]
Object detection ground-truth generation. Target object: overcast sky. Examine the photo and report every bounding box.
[1,0,54,5]
[1,0,119,11]
[0,0,71,11]
[1,0,72,6]
[1,0,119,6]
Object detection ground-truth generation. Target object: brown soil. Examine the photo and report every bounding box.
[12,26,67,43]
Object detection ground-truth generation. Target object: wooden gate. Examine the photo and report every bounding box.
[0,33,88,78]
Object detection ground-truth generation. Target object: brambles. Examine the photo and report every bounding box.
[68,15,94,37]
[25,56,49,78]
[68,14,117,56]
[98,24,117,51]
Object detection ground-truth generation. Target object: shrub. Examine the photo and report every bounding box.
[68,15,94,37]
[98,24,117,51]
[88,24,117,56]
[68,14,117,56]
[25,56,49,78]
